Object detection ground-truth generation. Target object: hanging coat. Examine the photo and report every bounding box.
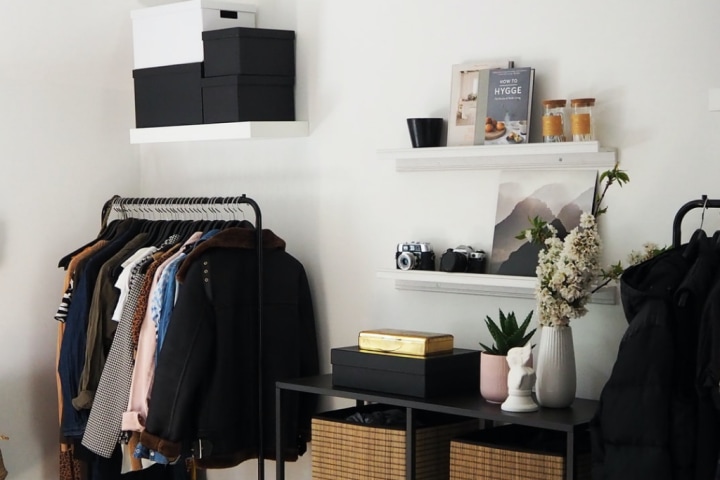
[138,227,319,469]
[591,237,720,479]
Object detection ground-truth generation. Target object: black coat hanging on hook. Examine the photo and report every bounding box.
[591,195,720,479]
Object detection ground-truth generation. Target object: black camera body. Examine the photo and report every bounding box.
[440,245,487,274]
[396,242,435,271]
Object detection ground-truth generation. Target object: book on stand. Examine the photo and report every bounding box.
[446,60,513,146]
[475,66,535,145]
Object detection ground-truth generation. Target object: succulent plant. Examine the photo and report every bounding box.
[479,309,536,356]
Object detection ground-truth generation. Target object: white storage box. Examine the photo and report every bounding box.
[131,0,256,69]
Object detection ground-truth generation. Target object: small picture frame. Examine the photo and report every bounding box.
[447,60,511,146]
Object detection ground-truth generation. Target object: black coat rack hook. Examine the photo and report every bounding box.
[672,195,720,248]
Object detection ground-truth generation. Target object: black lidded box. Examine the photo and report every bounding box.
[202,26,296,78]
[133,63,203,128]
[201,75,295,123]
[331,346,480,398]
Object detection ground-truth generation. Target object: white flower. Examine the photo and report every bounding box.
[627,242,660,266]
[535,212,601,327]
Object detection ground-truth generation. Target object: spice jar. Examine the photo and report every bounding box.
[542,100,566,143]
[570,98,595,142]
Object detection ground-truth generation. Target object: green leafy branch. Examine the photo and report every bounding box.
[516,163,630,245]
[594,163,629,218]
[514,162,666,295]
[591,244,668,293]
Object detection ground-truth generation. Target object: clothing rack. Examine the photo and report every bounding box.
[102,194,267,480]
[672,195,720,248]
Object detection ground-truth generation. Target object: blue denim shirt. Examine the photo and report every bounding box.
[155,230,220,360]
[133,442,174,465]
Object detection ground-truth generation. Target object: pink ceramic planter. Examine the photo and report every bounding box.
[480,352,510,403]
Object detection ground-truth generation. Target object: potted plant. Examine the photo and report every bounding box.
[479,309,536,403]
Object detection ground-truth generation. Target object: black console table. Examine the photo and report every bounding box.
[275,374,598,480]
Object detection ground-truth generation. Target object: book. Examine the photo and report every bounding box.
[447,60,513,146]
[475,66,535,145]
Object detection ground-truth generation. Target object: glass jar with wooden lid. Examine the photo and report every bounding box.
[542,99,567,143]
[570,98,595,142]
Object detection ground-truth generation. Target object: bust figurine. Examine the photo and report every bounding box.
[501,344,538,412]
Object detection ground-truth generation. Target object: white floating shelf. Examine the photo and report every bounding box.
[129,121,309,144]
[378,142,617,172]
[376,269,617,305]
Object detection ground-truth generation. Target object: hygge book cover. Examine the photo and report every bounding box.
[478,67,535,145]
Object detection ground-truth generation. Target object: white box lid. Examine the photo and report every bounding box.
[131,0,257,19]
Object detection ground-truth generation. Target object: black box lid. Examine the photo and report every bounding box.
[331,346,480,375]
[201,75,294,87]
[133,62,203,78]
[202,26,295,41]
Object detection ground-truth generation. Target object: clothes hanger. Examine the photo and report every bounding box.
[683,196,709,260]
[57,195,124,269]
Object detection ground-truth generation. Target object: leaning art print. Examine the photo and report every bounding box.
[489,169,598,276]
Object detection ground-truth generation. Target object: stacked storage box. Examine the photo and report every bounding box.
[201,26,296,123]
[131,0,296,128]
[331,329,481,398]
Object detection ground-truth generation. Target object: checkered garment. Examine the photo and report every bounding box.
[82,234,182,457]
[81,253,154,457]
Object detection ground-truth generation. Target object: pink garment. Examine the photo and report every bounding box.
[122,232,203,432]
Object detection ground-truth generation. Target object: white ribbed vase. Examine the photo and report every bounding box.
[535,325,576,408]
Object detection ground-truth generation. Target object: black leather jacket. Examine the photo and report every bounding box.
[140,228,319,469]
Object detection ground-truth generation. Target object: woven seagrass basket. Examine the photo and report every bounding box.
[312,404,478,480]
[449,424,591,480]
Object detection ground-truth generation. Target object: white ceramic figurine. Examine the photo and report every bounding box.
[501,344,539,412]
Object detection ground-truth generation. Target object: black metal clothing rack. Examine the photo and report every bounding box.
[672,195,720,248]
[101,195,267,480]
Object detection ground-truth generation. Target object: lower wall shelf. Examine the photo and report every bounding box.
[129,121,309,144]
[376,269,617,305]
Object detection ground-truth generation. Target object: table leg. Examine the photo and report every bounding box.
[276,386,285,480]
[405,407,415,480]
[565,428,575,480]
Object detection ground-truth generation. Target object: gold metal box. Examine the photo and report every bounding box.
[358,329,454,356]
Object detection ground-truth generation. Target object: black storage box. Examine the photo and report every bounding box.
[331,346,480,398]
[202,26,295,77]
[133,63,203,128]
[201,75,295,123]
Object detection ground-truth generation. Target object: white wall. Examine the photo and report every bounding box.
[1,0,719,479]
[0,1,140,479]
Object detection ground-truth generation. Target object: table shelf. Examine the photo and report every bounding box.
[276,374,597,480]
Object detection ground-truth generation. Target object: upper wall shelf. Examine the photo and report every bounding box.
[376,269,618,305]
[378,141,616,172]
[129,121,309,144]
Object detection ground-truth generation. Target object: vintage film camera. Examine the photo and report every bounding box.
[440,245,487,273]
[396,242,435,271]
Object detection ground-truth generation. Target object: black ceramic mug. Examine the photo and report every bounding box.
[407,118,443,148]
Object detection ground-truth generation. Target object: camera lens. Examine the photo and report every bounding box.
[440,250,468,272]
[397,252,417,270]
